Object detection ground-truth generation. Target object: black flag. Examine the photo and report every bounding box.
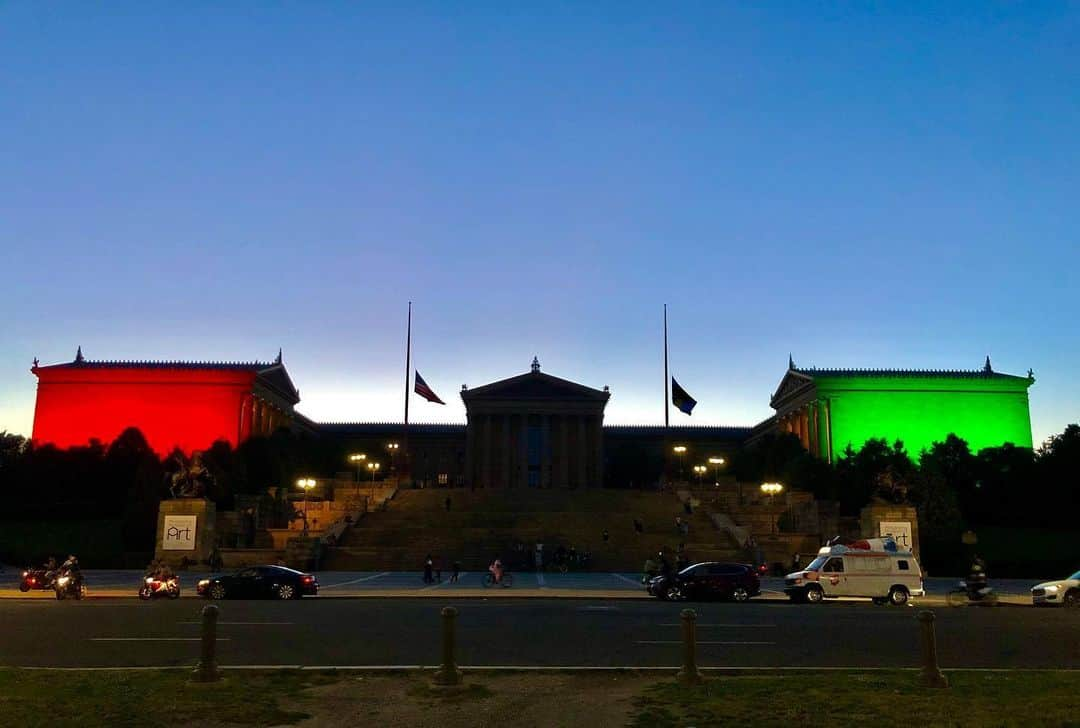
[671,377,697,415]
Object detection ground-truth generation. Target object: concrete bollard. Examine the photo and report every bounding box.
[917,610,948,688]
[193,604,221,683]
[676,608,703,685]
[431,606,463,686]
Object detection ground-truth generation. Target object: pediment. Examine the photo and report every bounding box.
[769,370,815,409]
[256,364,300,404]
[462,371,609,402]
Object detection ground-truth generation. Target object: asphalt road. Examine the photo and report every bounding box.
[1,598,1075,669]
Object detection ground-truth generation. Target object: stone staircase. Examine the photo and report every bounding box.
[321,487,744,571]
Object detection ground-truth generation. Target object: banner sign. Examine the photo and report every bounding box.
[162,515,197,551]
[878,521,913,551]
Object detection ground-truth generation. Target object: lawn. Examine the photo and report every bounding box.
[0,668,1077,727]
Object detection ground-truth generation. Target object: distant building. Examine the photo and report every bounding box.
[31,348,309,456]
[29,349,1035,475]
[761,356,1035,461]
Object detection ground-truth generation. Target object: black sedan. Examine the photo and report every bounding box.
[647,562,761,602]
[197,565,318,600]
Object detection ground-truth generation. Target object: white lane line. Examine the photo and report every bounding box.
[658,624,775,628]
[579,606,619,611]
[320,572,391,588]
[178,617,293,622]
[536,572,546,587]
[636,641,776,646]
[89,638,233,642]
[20,665,1080,673]
[610,573,643,587]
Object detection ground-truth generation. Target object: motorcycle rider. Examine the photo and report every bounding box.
[967,555,989,598]
[58,554,83,591]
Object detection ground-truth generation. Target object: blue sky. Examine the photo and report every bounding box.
[2,2,1077,444]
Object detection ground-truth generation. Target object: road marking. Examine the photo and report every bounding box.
[636,640,776,646]
[320,572,392,588]
[658,623,775,628]
[178,617,293,622]
[13,665,1080,672]
[610,573,643,587]
[89,638,233,642]
[579,606,619,611]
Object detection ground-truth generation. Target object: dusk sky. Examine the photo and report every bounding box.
[2,2,1077,446]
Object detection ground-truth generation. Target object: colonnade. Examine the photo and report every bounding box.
[465,412,603,488]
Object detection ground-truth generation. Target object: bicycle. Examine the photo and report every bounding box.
[483,572,514,588]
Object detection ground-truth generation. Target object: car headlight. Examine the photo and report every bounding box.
[1044,585,1059,593]
[198,579,210,587]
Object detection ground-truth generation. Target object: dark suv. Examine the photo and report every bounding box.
[647,562,761,602]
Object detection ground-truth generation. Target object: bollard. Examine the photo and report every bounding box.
[193,604,221,683]
[431,606,463,686]
[676,608,703,685]
[917,610,948,688]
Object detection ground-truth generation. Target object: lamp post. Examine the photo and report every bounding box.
[708,456,725,486]
[386,442,399,474]
[673,445,687,482]
[693,464,707,485]
[367,461,381,482]
[760,482,784,534]
[296,478,316,535]
[348,453,366,481]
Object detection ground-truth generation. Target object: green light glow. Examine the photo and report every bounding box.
[814,374,1033,460]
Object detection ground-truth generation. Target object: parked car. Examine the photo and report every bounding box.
[647,562,760,602]
[197,565,318,600]
[1031,570,1080,608]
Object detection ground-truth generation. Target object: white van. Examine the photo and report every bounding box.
[784,539,924,606]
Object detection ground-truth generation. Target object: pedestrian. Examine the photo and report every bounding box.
[792,553,801,572]
[683,500,692,515]
[602,529,610,543]
[675,516,683,534]
[534,543,544,572]
[633,518,644,535]
[445,496,452,512]
[423,554,434,584]
[450,560,460,583]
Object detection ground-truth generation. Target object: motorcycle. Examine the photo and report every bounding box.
[53,570,86,600]
[946,579,998,607]
[139,575,180,600]
[19,568,55,592]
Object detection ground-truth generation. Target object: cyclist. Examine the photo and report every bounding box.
[488,558,504,585]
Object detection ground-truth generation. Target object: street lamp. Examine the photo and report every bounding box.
[708,456,725,486]
[296,478,317,534]
[348,453,367,484]
[760,482,784,534]
[367,461,381,482]
[692,464,707,484]
[673,445,687,482]
[386,442,399,473]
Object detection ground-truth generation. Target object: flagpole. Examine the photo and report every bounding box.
[403,301,412,483]
[663,303,670,488]
[663,303,670,429]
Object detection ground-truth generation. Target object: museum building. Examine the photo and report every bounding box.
[29,350,1036,483]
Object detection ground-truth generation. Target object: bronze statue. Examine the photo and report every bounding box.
[167,451,214,498]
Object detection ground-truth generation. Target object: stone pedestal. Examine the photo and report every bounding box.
[155,498,217,568]
[860,502,919,557]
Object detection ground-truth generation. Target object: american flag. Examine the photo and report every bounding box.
[414,371,445,405]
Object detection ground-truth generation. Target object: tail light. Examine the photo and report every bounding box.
[302,575,314,583]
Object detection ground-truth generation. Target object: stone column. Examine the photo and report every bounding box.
[559,415,569,488]
[541,415,552,488]
[482,414,492,489]
[577,415,587,488]
[593,415,604,487]
[464,415,475,487]
[501,415,511,489]
[519,414,529,488]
